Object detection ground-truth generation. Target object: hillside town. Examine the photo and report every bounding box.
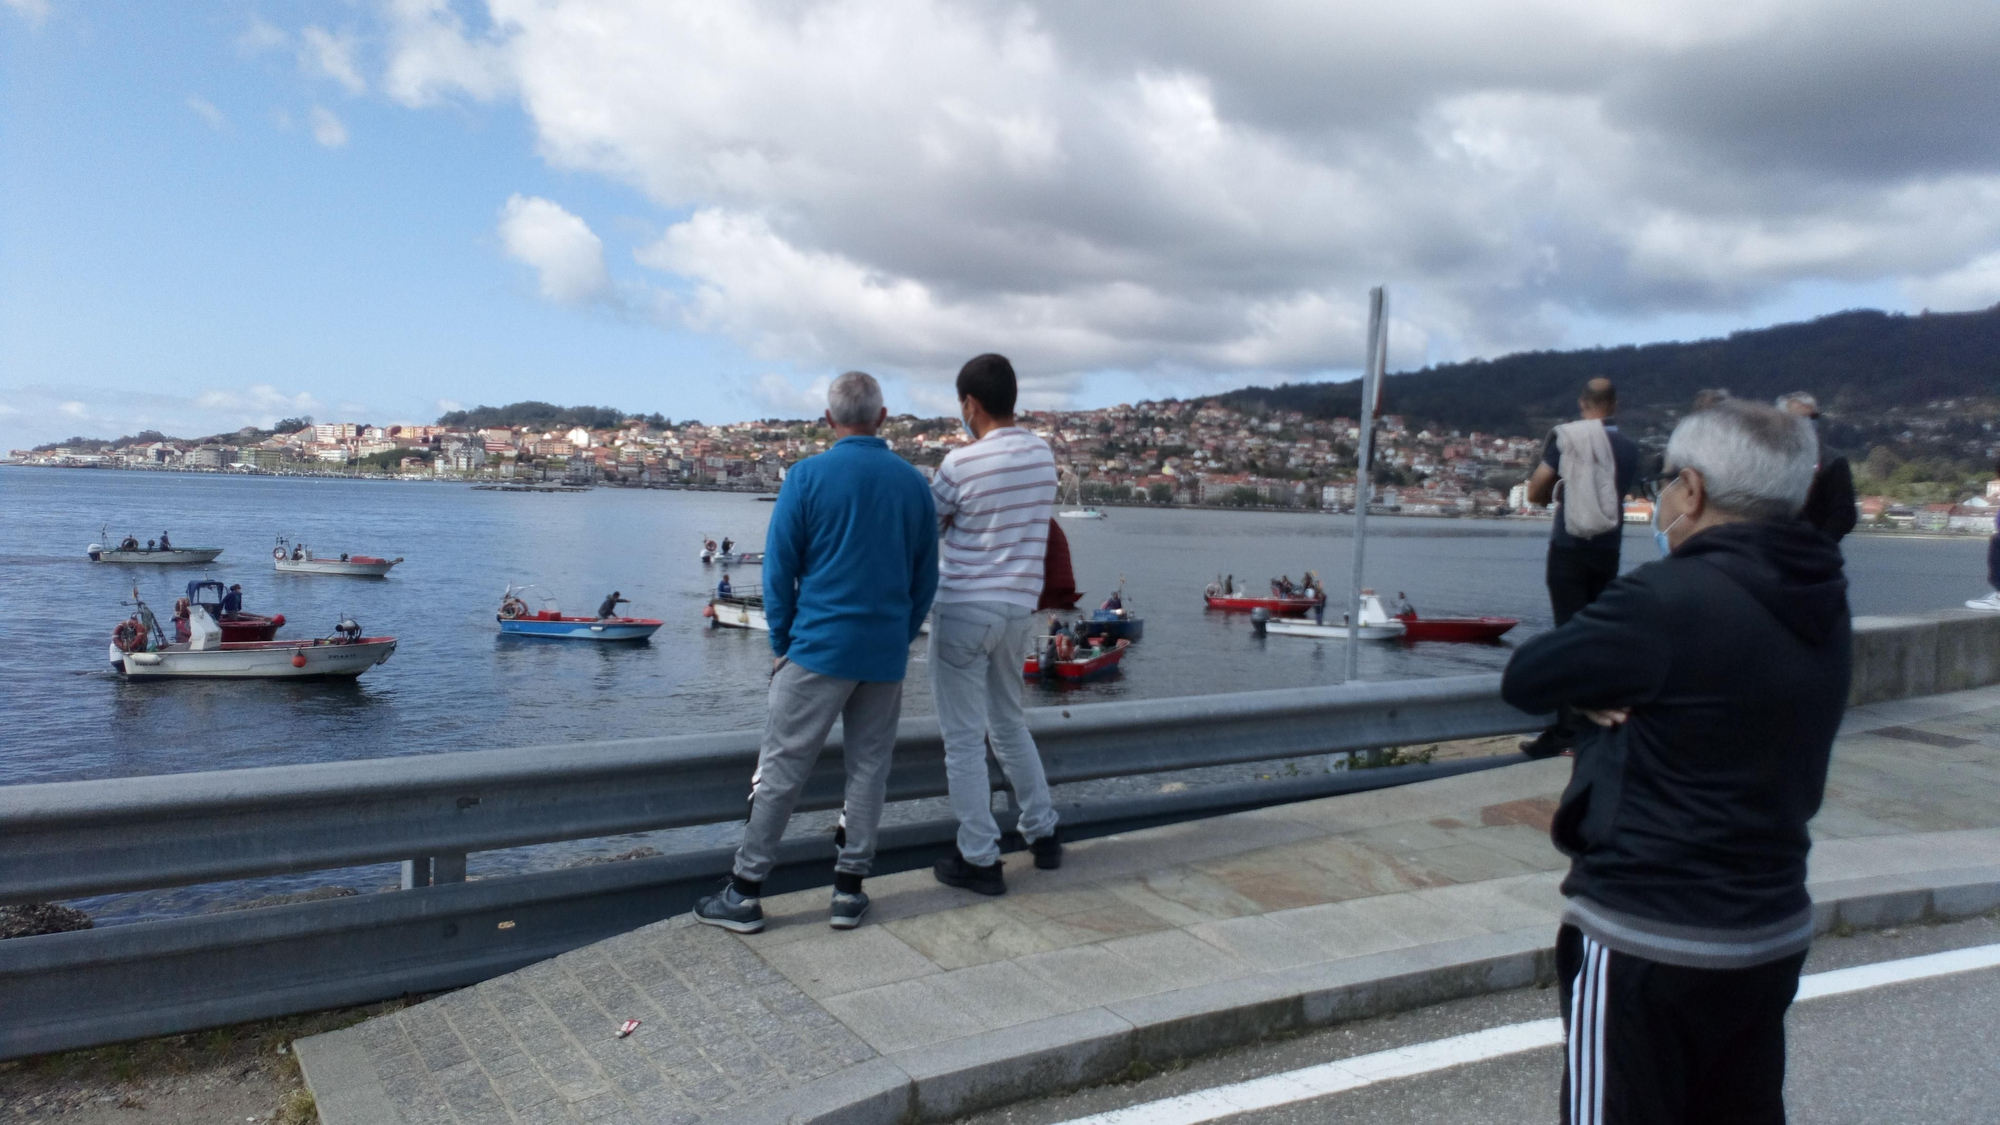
[9,399,1994,529]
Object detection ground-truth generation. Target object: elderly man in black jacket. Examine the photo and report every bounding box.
[1502,399,1850,1125]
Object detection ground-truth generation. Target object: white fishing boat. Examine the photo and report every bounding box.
[1256,591,1406,641]
[704,586,929,635]
[706,589,768,631]
[698,537,764,566]
[1058,506,1108,520]
[87,528,221,565]
[273,537,402,577]
[108,598,396,680]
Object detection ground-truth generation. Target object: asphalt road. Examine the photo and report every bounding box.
[963,914,2000,1125]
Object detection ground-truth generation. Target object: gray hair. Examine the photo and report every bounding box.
[1774,391,1819,418]
[1665,400,1818,521]
[826,370,883,427]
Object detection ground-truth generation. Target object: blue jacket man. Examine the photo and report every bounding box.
[697,371,938,934]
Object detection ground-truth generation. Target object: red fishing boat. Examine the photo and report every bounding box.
[1390,593,1517,642]
[1024,638,1130,680]
[1202,589,1323,615]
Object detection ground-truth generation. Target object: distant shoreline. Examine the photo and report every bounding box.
[3,463,1986,538]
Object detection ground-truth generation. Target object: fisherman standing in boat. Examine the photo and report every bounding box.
[597,591,629,619]
[696,371,938,934]
[159,531,171,550]
[721,535,735,556]
[716,573,732,598]
[220,584,244,619]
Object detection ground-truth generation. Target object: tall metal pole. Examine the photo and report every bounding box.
[1346,287,1386,681]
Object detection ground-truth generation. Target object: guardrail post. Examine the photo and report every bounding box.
[433,853,467,884]
[401,858,431,889]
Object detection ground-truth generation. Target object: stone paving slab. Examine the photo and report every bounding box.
[300,682,2000,1125]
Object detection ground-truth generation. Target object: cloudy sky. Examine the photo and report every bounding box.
[3,1,1998,449]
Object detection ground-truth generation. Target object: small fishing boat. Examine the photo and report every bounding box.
[698,538,764,566]
[1058,506,1108,520]
[1024,637,1130,680]
[1203,584,1324,616]
[109,597,394,680]
[1392,593,1518,642]
[180,579,285,642]
[1055,474,1108,519]
[1078,586,1143,642]
[706,584,768,631]
[87,528,221,565]
[273,537,402,577]
[496,585,662,641]
[1256,592,1406,641]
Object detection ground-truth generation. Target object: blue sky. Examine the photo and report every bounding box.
[4,1,1996,449]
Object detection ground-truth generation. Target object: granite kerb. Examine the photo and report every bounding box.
[752,868,2000,1125]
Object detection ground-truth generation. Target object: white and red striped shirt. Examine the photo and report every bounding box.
[931,427,1058,608]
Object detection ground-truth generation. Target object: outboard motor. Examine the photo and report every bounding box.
[332,617,362,644]
[87,543,103,561]
[1250,607,1270,636]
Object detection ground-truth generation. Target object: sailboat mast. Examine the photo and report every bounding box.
[1346,287,1386,681]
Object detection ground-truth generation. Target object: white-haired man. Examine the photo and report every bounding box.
[696,371,938,933]
[1503,400,1851,1124]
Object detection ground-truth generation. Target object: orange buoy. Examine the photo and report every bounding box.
[272,614,286,627]
[292,653,308,668]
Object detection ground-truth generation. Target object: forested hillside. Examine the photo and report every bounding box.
[1220,305,2000,443]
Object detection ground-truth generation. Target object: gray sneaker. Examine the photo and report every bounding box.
[830,890,870,930]
[694,883,764,934]
[1967,592,2000,612]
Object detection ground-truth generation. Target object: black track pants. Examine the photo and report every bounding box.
[1557,925,1806,1125]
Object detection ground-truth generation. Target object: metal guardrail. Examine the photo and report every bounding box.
[0,674,1543,1058]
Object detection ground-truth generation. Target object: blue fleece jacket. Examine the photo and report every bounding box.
[764,435,939,682]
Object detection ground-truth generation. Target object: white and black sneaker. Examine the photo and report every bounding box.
[1967,592,2000,612]
[830,890,870,930]
[694,880,764,934]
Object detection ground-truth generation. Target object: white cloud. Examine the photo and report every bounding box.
[382,0,511,106]
[497,194,613,305]
[186,95,227,130]
[2,0,49,29]
[59,400,88,419]
[0,384,339,450]
[300,26,367,95]
[237,15,286,56]
[381,0,2000,402]
[436,397,465,413]
[310,106,349,148]
[1907,252,2000,314]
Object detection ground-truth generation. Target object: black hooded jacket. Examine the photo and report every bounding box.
[1502,520,1851,965]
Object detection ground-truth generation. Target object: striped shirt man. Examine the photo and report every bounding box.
[931,427,1059,608]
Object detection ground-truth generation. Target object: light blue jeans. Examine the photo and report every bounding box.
[930,600,1059,866]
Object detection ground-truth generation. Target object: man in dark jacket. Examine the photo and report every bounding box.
[1778,391,1857,541]
[1502,400,1850,1125]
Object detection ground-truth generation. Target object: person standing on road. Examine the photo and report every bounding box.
[1502,400,1850,1125]
[1520,377,1641,758]
[695,371,938,934]
[929,353,1063,896]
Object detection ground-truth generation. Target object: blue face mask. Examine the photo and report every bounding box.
[1652,476,1686,557]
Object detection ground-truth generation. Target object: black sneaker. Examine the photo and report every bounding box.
[934,851,1005,896]
[830,890,869,930]
[694,881,764,934]
[1518,729,1573,760]
[1029,832,1062,871]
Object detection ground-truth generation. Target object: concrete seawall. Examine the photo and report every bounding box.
[1852,609,2000,704]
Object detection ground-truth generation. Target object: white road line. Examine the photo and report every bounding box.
[1793,940,2000,1001]
[1052,941,2000,1125]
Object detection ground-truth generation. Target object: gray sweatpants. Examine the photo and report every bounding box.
[930,600,1059,866]
[734,660,904,884]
